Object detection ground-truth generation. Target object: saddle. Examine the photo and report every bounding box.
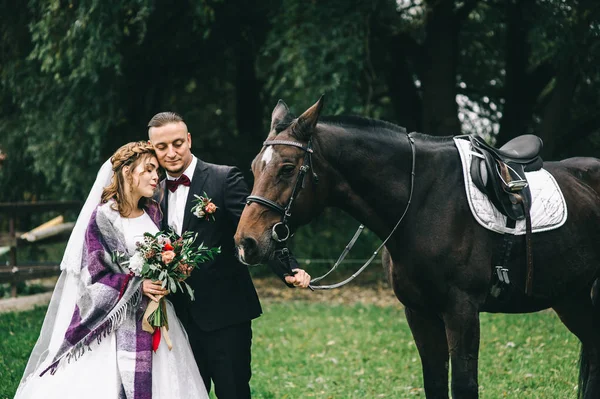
[467,134,544,296]
[469,134,543,221]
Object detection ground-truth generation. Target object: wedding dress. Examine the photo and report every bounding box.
[14,160,209,399]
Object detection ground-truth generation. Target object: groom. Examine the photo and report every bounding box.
[148,112,311,399]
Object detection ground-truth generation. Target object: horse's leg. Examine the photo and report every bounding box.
[442,291,481,399]
[553,292,600,399]
[405,307,450,398]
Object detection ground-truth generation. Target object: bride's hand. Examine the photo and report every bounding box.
[142,279,169,302]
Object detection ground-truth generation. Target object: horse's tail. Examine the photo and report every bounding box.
[578,278,600,398]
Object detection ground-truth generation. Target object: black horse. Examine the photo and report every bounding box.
[234,97,600,398]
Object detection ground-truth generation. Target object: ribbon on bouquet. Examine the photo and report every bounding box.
[142,296,173,351]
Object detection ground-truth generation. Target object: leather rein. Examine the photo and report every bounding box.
[245,133,416,290]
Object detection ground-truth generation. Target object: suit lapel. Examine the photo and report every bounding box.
[159,180,169,231]
[181,160,209,233]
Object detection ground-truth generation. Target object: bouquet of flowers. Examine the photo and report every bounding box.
[125,229,220,351]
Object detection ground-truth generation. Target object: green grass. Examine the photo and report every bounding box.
[1,302,579,398]
[0,307,48,398]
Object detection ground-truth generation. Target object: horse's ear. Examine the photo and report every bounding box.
[292,95,324,141]
[270,100,290,134]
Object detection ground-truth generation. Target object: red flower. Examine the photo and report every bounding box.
[152,327,161,352]
[163,243,174,251]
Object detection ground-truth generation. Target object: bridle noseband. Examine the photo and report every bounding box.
[246,138,318,243]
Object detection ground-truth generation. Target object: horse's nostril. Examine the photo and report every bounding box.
[242,236,258,254]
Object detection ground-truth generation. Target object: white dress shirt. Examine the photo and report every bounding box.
[166,156,198,235]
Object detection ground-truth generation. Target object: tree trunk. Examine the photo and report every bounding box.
[421,0,461,136]
[537,58,579,160]
[379,33,423,132]
[235,33,263,142]
[497,0,533,145]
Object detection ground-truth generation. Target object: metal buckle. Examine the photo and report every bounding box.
[507,180,528,192]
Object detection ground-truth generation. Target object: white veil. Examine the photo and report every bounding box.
[17,159,114,387]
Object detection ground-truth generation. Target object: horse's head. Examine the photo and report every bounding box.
[235,97,326,265]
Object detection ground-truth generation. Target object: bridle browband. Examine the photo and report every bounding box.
[246,138,318,243]
[245,133,417,290]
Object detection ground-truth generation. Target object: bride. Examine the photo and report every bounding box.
[15,142,209,399]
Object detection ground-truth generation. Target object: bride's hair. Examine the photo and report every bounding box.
[101,141,157,216]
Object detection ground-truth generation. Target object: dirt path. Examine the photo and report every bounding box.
[0,292,53,313]
[254,276,401,308]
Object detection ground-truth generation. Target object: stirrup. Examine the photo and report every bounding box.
[506,180,528,192]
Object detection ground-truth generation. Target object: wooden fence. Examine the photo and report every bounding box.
[0,201,81,297]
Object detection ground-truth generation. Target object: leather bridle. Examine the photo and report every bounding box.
[244,133,417,290]
[245,138,318,243]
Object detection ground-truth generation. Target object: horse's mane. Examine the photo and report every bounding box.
[274,114,409,137]
[320,115,407,135]
[275,114,455,144]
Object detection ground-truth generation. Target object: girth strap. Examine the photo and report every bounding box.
[522,195,534,295]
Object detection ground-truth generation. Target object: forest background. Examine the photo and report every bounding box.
[1,0,599,265]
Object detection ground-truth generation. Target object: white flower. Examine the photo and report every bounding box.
[157,235,171,246]
[128,252,145,276]
[194,208,205,218]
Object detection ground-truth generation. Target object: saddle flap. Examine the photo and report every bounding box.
[454,136,568,236]
[470,148,532,221]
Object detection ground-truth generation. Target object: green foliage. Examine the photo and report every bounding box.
[25,0,152,198]
[1,0,154,199]
[261,0,376,115]
[289,209,375,259]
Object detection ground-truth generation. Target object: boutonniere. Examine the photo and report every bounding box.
[191,192,218,221]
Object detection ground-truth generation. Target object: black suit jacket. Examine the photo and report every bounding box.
[160,159,264,332]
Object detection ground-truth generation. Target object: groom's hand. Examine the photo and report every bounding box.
[284,268,311,288]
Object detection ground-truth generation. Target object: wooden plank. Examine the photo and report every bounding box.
[20,222,75,243]
[22,215,64,236]
[0,264,61,284]
[0,229,72,247]
[0,201,82,215]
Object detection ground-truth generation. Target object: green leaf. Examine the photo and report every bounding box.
[185,282,195,301]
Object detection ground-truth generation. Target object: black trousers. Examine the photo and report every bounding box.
[186,320,253,399]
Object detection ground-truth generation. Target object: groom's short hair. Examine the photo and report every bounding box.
[147,112,184,129]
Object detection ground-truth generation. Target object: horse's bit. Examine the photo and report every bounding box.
[245,134,416,290]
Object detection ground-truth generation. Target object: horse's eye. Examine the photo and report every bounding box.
[280,164,296,177]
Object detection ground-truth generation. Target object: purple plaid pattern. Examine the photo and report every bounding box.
[45,201,163,397]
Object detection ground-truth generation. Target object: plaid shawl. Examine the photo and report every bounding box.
[42,201,162,399]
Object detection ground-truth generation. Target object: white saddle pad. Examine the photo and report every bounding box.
[453,137,567,235]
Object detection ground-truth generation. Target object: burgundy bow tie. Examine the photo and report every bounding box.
[166,174,191,192]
